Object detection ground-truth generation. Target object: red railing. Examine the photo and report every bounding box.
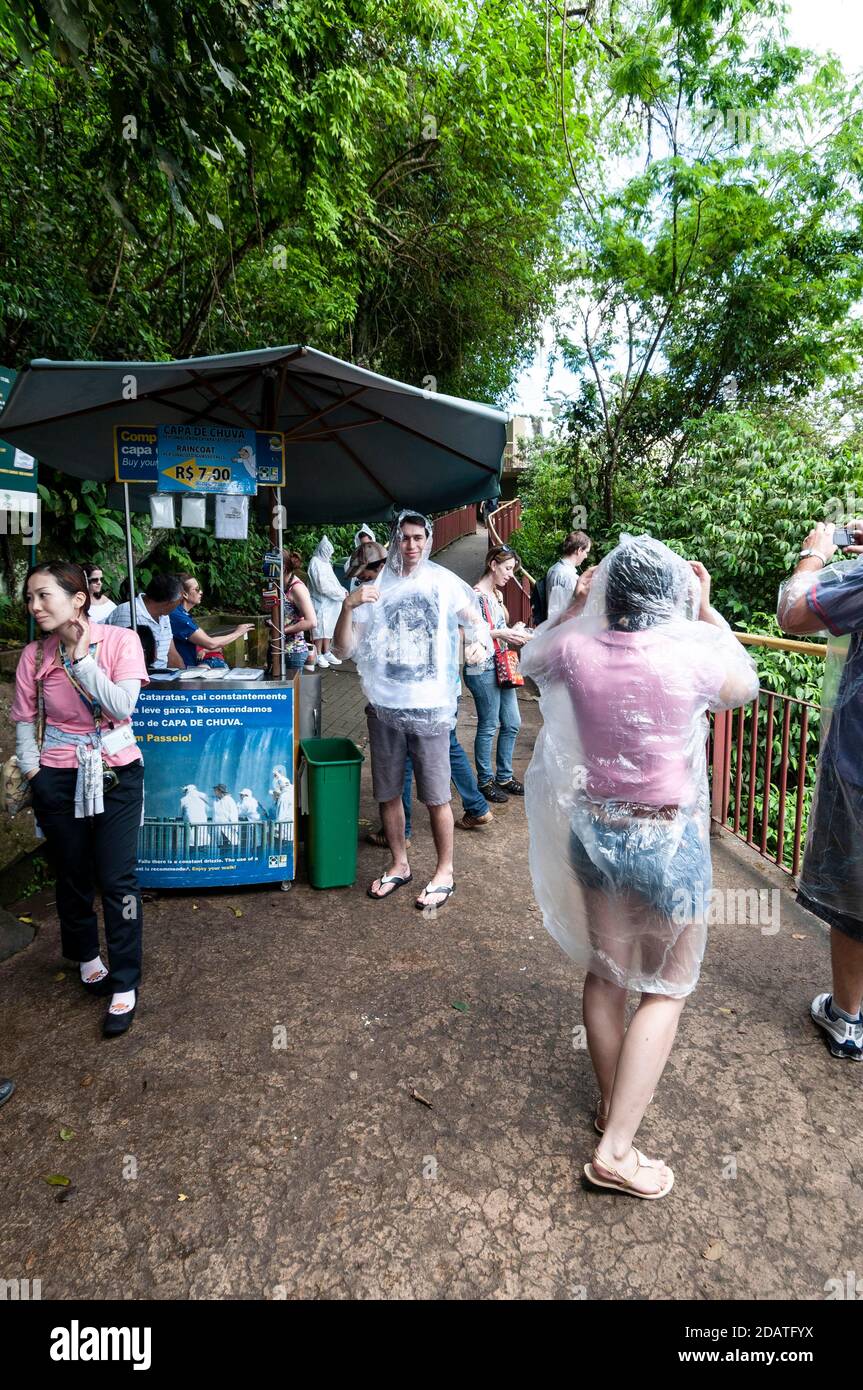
[708,631,827,875]
[431,505,477,552]
[488,500,533,625]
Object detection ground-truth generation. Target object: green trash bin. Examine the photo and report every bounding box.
[300,737,365,888]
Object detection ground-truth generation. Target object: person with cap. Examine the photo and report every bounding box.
[308,536,346,669]
[332,510,491,910]
[213,784,239,847]
[346,540,388,593]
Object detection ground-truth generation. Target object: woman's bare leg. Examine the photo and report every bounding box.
[583,972,628,1118]
[593,992,686,1194]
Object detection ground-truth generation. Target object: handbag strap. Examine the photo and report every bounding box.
[477,591,507,657]
[34,641,45,749]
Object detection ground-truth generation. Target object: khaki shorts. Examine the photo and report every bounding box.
[365,705,452,806]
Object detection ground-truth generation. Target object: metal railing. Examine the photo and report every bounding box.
[488,500,535,625]
[709,633,825,876]
[431,505,478,552]
[139,818,294,861]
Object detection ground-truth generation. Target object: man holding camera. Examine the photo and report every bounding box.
[778,519,863,1060]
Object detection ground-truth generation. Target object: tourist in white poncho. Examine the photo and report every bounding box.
[307,536,346,670]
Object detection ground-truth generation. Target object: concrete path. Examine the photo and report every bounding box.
[0,531,860,1300]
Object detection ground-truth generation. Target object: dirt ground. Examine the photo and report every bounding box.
[0,680,861,1300]
[0,533,861,1300]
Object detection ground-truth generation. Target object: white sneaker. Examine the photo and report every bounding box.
[811,993,863,1060]
[316,654,331,668]
[324,653,342,666]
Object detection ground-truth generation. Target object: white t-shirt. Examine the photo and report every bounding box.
[105,595,173,667]
[546,559,580,620]
[88,597,116,622]
[353,562,485,726]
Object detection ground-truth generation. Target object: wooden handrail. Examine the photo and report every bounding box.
[488,502,536,585]
[734,632,828,658]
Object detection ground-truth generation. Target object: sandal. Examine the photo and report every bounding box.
[584,1146,674,1200]
[594,1091,655,1134]
[367,871,412,900]
[365,829,411,850]
[414,881,456,911]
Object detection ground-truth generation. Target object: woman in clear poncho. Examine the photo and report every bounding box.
[522,535,758,1198]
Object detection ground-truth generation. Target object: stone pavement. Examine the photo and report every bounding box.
[0,531,861,1300]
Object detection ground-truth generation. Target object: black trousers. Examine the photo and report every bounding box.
[31,761,144,992]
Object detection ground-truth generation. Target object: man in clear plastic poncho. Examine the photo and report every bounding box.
[332,510,491,910]
[777,519,863,1061]
[521,534,758,1198]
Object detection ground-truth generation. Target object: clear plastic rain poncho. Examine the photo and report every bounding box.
[521,534,759,997]
[352,509,492,734]
[777,557,863,930]
[307,535,345,639]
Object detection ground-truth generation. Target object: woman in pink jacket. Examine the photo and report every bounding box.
[12,562,148,1037]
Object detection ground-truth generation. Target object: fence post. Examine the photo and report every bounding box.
[710,709,730,824]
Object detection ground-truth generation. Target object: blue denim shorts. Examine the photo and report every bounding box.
[569,806,710,920]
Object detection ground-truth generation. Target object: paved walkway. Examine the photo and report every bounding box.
[0,530,860,1299]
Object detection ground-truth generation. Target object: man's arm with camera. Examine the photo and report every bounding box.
[777,521,863,635]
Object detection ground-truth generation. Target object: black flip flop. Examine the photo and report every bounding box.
[414,882,456,910]
[367,872,413,900]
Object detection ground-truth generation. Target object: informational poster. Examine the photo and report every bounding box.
[157,424,257,494]
[114,425,284,486]
[132,680,298,887]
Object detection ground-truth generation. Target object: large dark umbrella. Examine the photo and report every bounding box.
[0,345,507,675]
[0,345,507,522]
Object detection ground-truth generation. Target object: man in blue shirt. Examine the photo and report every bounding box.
[778,519,863,1061]
[170,574,254,668]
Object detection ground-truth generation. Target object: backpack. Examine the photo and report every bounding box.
[531,575,548,627]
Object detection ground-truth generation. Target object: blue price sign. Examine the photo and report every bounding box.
[114,425,284,486]
[158,424,257,494]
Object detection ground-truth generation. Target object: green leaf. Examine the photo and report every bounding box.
[451,1001,470,1013]
[59,1127,75,1141]
[42,1174,71,1186]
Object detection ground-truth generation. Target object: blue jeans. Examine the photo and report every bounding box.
[403,727,489,838]
[463,668,521,786]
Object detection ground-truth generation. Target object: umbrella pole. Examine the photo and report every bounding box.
[276,486,285,680]
[122,483,138,634]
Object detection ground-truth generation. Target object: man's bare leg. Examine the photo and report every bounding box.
[416,801,454,908]
[830,927,863,1017]
[369,796,411,898]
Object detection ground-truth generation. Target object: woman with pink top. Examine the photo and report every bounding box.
[522,535,758,1199]
[11,562,149,1037]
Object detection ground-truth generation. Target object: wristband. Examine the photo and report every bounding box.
[798,549,826,566]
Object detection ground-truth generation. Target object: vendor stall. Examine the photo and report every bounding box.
[0,343,507,893]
